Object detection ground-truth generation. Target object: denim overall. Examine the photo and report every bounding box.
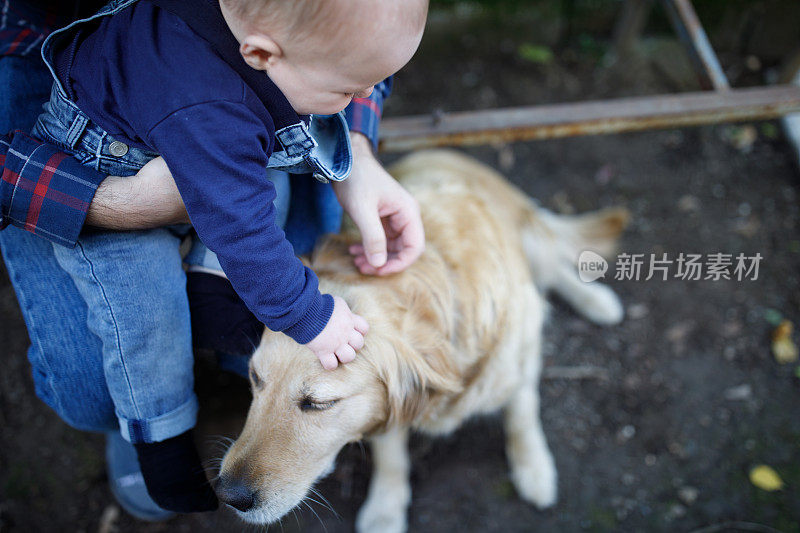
[26,0,352,444]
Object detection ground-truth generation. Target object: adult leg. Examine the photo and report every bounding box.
[0,54,117,433]
[0,52,173,518]
[0,226,117,432]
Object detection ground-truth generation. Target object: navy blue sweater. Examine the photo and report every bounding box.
[61,1,332,343]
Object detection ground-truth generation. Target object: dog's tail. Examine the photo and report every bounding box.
[521,203,630,325]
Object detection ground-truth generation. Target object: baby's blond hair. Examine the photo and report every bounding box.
[222,0,428,46]
[222,0,324,38]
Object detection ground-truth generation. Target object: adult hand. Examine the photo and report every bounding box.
[332,133,425,276]
[86,156,189,229]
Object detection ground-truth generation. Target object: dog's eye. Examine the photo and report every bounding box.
[249,367,264,390]
[299,396,338,411]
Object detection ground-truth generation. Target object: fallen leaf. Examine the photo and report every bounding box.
[666,321,694,343]
[724,125,758,153]
[772,320,799,364]
[734,216,760,239]
[678,486,698,505]
[749,465,784,491]
[627,303,649,320]
[549,191,575,214]
[497,144,515,171]
[764,309,783,327]
[98,505,120,533]
[745,55,762,72]
[677,195,700,212]
[517,43,554,65]
[724,384,752,401]
[594,163,616,185]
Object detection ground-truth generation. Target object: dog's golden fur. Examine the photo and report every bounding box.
[217,150,627,531]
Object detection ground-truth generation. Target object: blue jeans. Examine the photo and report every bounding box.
[0,67,289,441]
[25,76,347,444]
[2,0,348,441]
[31,84,198,444]
[0,54,118,433]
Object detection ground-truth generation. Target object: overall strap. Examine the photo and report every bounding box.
[144,0,306,131]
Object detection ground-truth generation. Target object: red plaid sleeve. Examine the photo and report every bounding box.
[343,77,392,152]
[1,131,105,247]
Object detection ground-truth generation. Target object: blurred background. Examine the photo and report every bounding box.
[1,0,799,531]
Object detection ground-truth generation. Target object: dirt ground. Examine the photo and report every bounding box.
[2,2,799,532]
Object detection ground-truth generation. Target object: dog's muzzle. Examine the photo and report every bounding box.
[215,476,257,512]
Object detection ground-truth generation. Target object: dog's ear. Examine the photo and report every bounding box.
[368,334,461,427]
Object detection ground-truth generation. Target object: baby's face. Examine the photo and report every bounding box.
[237,0,426,115]
[267,47,389,116]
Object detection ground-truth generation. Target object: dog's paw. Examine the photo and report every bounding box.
[576,283,624,326]
[510,451,558,509]
[356,497,407,533]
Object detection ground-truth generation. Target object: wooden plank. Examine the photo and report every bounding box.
[379,85,800,152]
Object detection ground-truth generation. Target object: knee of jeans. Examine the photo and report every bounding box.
[29,351,116,433]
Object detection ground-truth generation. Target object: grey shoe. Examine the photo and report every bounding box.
[105,431,175,521]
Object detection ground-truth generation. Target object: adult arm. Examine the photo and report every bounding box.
[1,131,188,246]
[86,156,189,229]
[337,77,426,275]
[343,77,393,152]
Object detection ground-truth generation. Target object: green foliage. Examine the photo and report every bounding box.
[586,505,618,531]
[493,479,516,499]
[3,463,34,499]
[760,122,780,140]
[576,33,607,59]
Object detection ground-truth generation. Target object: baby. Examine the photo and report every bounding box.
[31,0,427,516]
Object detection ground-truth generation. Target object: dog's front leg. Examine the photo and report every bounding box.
[356,426,410,533]
[504,383,558,509]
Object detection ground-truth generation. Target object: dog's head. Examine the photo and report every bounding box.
[214,330,384,523]
[215,247,461,523]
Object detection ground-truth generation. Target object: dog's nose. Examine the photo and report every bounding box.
[215,476,257,512]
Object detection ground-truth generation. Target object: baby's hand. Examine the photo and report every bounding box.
[306,296,368,370]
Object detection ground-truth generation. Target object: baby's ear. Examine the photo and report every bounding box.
[239,34,282,71]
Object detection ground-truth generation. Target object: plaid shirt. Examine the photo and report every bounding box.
[0,2,391,247]
[344,78,393,152]
[0,131,105,246]
[0,0,90,58]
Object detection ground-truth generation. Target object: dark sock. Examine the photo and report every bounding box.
[134,430,218,513]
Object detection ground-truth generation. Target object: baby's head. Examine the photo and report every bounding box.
[220,0,428,115]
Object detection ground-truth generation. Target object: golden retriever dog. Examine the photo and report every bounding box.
[216,149,627,532]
